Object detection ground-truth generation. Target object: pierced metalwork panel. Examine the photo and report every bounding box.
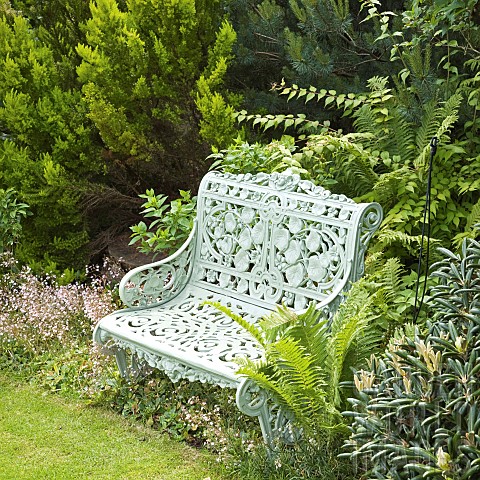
[96,285,269,386]
[119,225,196,308]
[193,171,382,310]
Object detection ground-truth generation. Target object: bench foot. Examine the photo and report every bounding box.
[114,347,141,379]
[236,378,298,452]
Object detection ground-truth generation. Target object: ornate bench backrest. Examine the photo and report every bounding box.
[192,171,382,311]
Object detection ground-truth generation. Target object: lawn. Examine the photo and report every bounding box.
[0,375,225,480]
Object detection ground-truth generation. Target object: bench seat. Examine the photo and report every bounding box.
[95,285,268,388]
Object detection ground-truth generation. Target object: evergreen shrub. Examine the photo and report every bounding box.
[343,239,480,479]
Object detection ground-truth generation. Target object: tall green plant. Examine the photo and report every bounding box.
[0,187,30,253]
[129,189,197,256]
[77,0,238,196]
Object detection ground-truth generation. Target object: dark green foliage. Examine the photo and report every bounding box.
[342,239,480,479]
[226,0,403,126]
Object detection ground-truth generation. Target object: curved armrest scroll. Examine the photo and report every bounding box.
[119,220,197,308]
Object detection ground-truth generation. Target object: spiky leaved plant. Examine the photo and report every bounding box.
[342,238,480,480]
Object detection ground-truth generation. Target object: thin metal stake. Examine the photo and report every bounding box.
[413,136,438,322]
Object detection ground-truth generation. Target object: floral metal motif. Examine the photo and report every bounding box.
[93,170,383,447]
[192,171,382,310]
[119,225,197,308]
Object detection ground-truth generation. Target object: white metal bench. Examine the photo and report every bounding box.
[93,171,382,445]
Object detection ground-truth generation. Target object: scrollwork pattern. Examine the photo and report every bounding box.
[96,289,267,385]
[113,339,239,388]
[94,171,383,448]
[119,228,196,308]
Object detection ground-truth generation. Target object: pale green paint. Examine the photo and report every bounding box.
[93,171,382,446]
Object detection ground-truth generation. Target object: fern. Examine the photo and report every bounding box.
[366,76,390,92]
[414,100,440,155]
[371,168,409,209]
[374,257,404,301]
[211,289,386,437]
[328,288,381,398]
[351,105,382,139]
[373,229,440,255]
[466,198,480,230]
[203,300,266,347]
[414,94,462,167]
[339,152,378,198]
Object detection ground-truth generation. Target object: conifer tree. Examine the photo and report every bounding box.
[226,0,405,121]
[77,0,238,196]
[0,0,237,270]
[0,8,100,270]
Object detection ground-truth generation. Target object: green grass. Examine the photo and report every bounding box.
[0,375,225,480]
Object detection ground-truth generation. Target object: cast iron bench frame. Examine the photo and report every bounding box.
[93,170,382,446]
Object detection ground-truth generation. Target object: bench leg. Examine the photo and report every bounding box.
[114,348,129,377]
[113,347,141,378]
[236,378,288,452]
[236,378,300,453]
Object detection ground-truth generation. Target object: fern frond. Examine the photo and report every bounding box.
[340,152,379,197]
[373,257,404,292]
[414,100,438,155]
[379,109,416,163]
[259,303,298,331]
[466,198,480,231]
[326,284,384,406]
[352,105,386,142]
[366,76,390,92]
[272,338,325,391]
[204,300,266,347]
[414,94,462,167]
[283,309,332,379]
[269,339,332,422]
[373,229,440,255]
[236,366,294,411]
[372,169,410,209]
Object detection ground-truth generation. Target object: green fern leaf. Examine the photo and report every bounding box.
[466,198,480,231]
[204,300,266,347]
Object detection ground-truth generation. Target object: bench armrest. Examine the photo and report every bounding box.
[119,220,197,308]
